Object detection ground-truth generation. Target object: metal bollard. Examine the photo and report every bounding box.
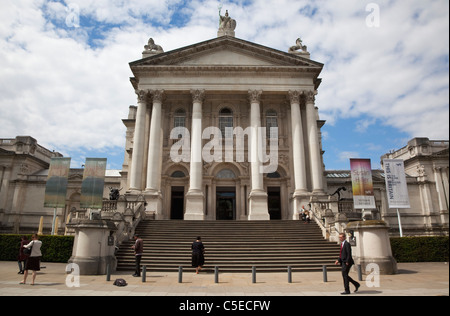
[357,264,363,281]
[215,266,219,284]
[106,264,111,282]
[252,266,256,284]
[322,265,328,283]
[288,266,292,283]
[142,265,146,283]
[178,266,183,283]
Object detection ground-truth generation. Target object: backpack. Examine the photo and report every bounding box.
[113,278,128,287]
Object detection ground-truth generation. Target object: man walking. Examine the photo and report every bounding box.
[131,234,143,277]
[335,233,360,295]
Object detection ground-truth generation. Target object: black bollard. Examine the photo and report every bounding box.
[106,264,111,282]
[215,266,219,284]
[288,266,292,283]
[322,265,328,283]
[357,264,363,281]
[252,266,256,284]
[142,265,147,283]
[178,266,183,283]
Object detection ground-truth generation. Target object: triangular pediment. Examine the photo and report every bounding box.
[130,36,323,70]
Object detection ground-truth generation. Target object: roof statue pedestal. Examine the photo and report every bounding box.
[218,9,236,37]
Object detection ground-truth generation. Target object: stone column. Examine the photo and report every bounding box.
[248,90,269,220]
[144,90,164,219]
[129,90,148,191]
[185,89,205,220]
[289,91,309,219]
[305,91,324,194]
[289,91,308,194]
[146,90,164,192]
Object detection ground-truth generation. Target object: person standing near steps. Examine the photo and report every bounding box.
[335,233,360,295]
[131,234,144,277]
[20,234,42,285]
[191,237,205,274]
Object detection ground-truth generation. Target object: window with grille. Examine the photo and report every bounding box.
[219,108,233,138]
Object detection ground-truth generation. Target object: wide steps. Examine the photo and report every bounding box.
[116,220,341,273]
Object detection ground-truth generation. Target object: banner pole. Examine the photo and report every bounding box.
[51,207,57,235]
[397,208,403,237]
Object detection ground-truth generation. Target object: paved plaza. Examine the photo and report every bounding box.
[0,261,448,297]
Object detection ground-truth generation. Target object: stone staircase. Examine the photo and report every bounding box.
[116,220,341,273]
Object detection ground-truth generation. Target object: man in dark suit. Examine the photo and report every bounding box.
[335,233,360,295]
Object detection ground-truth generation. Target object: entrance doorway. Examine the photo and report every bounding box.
[170,186,184,220]
[216,187,236,220]
[268,187,281,220]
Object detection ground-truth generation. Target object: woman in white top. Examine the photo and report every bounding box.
[20,234,42,285]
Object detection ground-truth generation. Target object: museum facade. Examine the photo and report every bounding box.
[120,31,328,221]
[1,16,448,236]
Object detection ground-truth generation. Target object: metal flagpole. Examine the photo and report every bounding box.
[51,207,57,235]
[397,208,403,237]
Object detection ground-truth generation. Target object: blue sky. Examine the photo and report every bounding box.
[0,0,448,171]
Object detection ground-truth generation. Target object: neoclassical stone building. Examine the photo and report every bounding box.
[1,15,448,236]
[120,30,327,221]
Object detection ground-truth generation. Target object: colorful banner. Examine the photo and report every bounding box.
[350,158,376,209]
[80,158,107,209]
[383,159,410,209]
[44,158,71,208]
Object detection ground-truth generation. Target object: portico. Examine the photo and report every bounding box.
[122,22,327,220]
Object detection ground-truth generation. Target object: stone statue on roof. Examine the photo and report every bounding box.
[142,38,164,58]
[289,38,308,53]
[218,8,236,37]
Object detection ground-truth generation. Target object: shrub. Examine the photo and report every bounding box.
[390,236,449,262]
[0,234,74,263]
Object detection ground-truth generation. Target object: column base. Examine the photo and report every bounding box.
[291,191,310,220]
[248,190,269,220]
[144,190,163,220]
[185,190,205,220]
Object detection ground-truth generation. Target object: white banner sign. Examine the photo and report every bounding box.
[383,159,410,209]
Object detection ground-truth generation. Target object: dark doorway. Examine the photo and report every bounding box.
[216,187,236,220]
[171,186,184,220]
[268,187,281,220]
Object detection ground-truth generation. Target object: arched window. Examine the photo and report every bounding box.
[219,108,233,138]
[171,171,186,178]
[267,171,281,178]
[216,169,236,179]
[266,110,278,139]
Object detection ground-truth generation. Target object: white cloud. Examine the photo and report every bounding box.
[0,0,448,168]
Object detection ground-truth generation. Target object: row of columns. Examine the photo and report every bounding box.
[128,89,324,220]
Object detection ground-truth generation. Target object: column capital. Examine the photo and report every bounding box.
[304,90,317,103]
[288,90,302,104]
[149,89,165,103]
[190,89,205,103]
[135,89,149,103]
[248,90,262,103]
